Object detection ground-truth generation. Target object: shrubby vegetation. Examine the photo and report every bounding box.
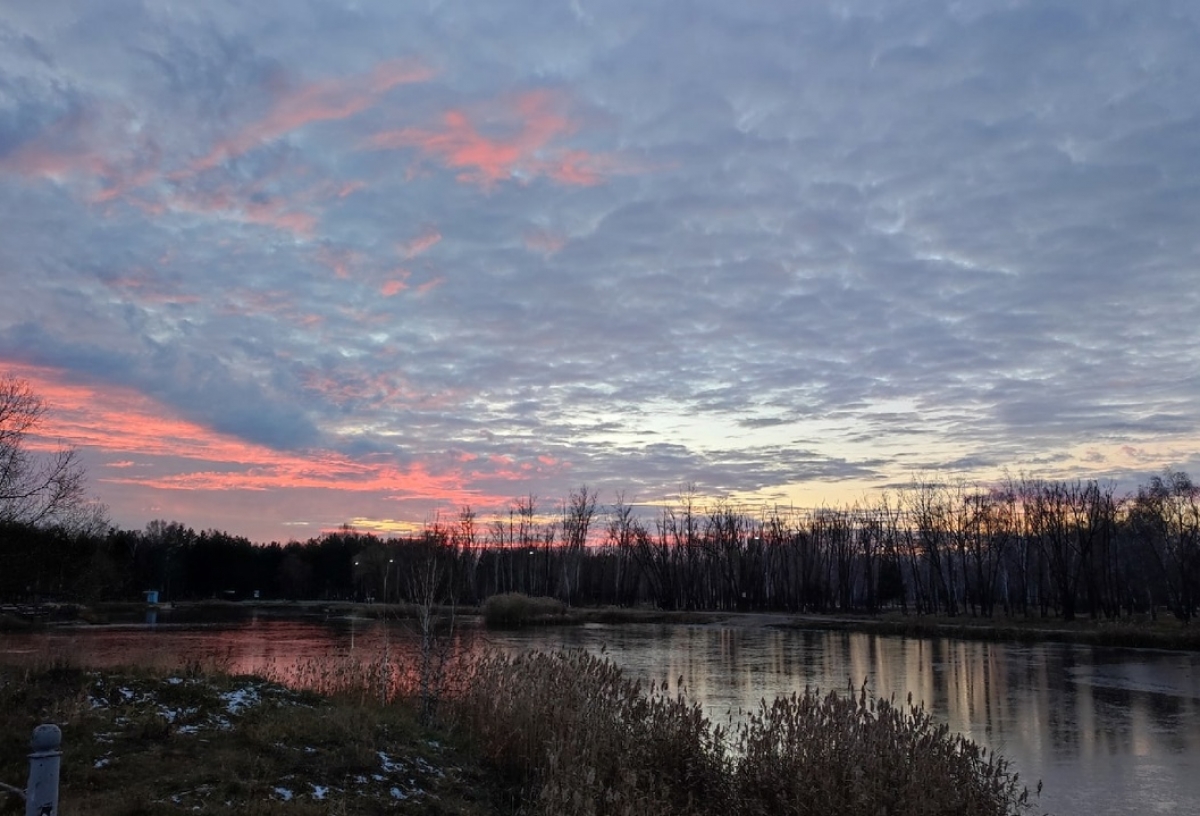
[481,593,567,628]
[454,650,1035,815]
[1,650,1037,816]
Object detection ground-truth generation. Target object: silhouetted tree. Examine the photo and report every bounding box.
[0,373,88,527]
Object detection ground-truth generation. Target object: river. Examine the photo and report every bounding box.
[2,615,1197,815]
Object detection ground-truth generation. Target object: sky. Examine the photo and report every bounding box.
[2,0,1199,542]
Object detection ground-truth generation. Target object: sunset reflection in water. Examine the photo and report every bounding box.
[3,618,1197,816]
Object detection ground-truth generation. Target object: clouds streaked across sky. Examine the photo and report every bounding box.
[2,1,1198,541]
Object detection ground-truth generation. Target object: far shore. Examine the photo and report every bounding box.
[3,598,1198,651]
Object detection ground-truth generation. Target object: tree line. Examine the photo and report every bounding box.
[2,372,1197,621]
[3,477,1198,622]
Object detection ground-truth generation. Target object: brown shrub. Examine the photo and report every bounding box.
[481,593,567,628]
[450,651,1035,816]
[732,683,1034,816]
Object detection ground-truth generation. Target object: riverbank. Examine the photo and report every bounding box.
[0,598,723,630]
[768,610,1200,651]
[5,598,1196,651]
[0,662,505,815]
[1,653,1038,816]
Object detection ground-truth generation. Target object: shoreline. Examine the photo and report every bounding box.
[5,599,1198,651]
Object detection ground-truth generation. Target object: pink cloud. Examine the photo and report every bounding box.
[415,276,445,295]
[317,246,362,279]
[300,369,414,407]
[218,288,306,322]
[104,269,202,305]
[548,149,625,186]
[2,362,500,503]
[380,278,409,297]
[3,108,321,239]
[0,107,164,204]
[524,228,568,255]
[365,89,633,188]
[141,182,320,239]
[299,368,462,411]
[2,138,106,180]
[192,59,434,173]
[2,60,432,239]
[399,226,442,259]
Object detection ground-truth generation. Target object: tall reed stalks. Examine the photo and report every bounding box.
[450,650,1036,816]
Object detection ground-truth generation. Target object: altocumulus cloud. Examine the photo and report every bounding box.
[1,0,1198,540]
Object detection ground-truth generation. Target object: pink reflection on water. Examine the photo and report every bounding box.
[3,617,1198,816]
[0,617,483,702]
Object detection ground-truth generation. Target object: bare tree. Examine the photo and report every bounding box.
[559,485,597,605]
[0,374,87,526]
[1129,470,1200,622]
[406,529,458,723]
[605,492,642,606]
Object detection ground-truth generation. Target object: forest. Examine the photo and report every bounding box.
[3,475,1198,623]
[3,370,1198,622]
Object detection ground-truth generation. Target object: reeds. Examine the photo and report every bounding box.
[1,648,1039,815]
[733,684,1033,816]
[450,650,1036,816]
[453,649,730,815]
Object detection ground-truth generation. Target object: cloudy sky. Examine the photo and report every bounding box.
[2,1,1198,541]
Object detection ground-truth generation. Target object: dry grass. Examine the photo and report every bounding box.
[0,658,500,816]
[453,650,730,815]
[1,647,1040,816]
[734,684,1035,816]
[450,650,1038,816]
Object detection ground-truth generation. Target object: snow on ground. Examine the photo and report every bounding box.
[83,672,442,807]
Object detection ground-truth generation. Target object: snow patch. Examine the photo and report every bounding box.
[378,751,404,773]
[220,685,261,714]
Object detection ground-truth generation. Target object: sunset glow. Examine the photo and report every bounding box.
[2,2,1198,541]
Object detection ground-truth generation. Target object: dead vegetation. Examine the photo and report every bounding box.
[0,659,498,816]
[451,650,1038,816]
[1,648,1039,816]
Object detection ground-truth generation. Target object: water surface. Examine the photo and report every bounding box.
[3,617,1197,815]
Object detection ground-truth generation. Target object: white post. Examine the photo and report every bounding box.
[26,724,61,816]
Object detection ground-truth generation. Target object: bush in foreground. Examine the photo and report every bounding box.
[454,650,729,815]
[1,650,1038,816]
[734,684,1035,816]
[452,650,1037,816]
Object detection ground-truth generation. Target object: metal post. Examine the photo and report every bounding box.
[26,724,61,816]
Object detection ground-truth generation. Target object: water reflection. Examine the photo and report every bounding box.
[2,619,1198,816]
